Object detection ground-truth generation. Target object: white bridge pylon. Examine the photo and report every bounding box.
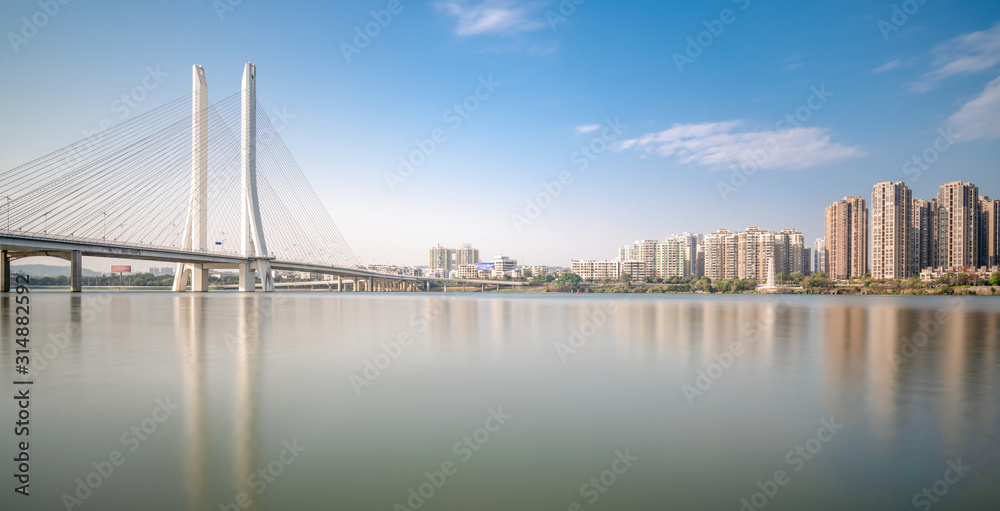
[173,62,274,293]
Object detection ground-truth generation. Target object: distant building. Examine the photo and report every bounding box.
[571,260,621,281]
[935,181,979,269]
[521,266,549,278]
[871,182,913,279]
[825,196,868,279]
[912,199,934,272]
[678,232,704,278]
[620,260,646,280]
[980,196,1000,268]
[455,264,479,279]
[654,238,686,279]
[618,244,635,262]
[814,238,827,275]
[773,228,807,275]
[704,228,738,281]
[429,245,452,274]
[737,226,775,282]
[429,243,480,274]
[454,244,480,266]
[492,255,517,278]
[631,240,658,279]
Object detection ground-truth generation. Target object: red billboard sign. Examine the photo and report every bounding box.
[111,265,131,273]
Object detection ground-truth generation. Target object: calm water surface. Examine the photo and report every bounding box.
[2,292,999,510]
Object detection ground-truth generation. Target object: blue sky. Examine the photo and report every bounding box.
[2,0,999,269]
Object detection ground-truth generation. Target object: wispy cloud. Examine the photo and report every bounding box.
[911,22,1000,92]
[872,58,911,73]
[575,124,600,134]
[947,74,1000,141]
[616,121,866,171]
[436,0,546,37]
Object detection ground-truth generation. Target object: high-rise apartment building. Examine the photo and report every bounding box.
[675,232,703,278]
[454,244,480,266]
[704,229,739,281]
[814,238,827,275]
[911,199,934,271]
[429,245,452,273]
[618,245,635,262]
[737,227,774,282]
[774,228,807,275]
[429,243,481,272]
[935,181,979,268]
[650,233,702,279]
[632,240,659,279]
[695,242,706,278]
[654,238,687,279]
[825,196,868,279]
[980,196,1000,268]
[871,182,913,279]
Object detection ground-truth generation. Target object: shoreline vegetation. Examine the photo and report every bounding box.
[522,271,1000,296]
[20,271,1000,296]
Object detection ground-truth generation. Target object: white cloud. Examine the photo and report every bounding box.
[575,124,600,134]
[615,121,867,171]
[947,74,1000,141]
[873,58,907,73]
[436,0,546,37]
[911,22,1000,92]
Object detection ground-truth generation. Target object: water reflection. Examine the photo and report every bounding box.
[176,295,208,510]
[232,296,261,510]
[2,293,997,510]
[175,295,262,511]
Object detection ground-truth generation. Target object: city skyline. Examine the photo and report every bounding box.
[2,2,999,267]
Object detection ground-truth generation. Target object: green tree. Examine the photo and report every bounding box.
[556,273,582,286]
[694,277,712,292]
[803,272,833,289]
[990,272,1000,287]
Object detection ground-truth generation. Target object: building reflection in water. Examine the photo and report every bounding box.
[823,299,1000,455]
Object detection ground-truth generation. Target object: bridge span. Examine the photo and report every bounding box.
[0,62,519,294]
[0,232,523,293]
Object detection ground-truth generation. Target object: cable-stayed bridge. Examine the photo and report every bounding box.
[0,63,506,293]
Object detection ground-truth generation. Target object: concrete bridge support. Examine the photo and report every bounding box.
[70,250,82,293]
[238,62,274,293]
[174,65,210,293]
[1,250,9,292]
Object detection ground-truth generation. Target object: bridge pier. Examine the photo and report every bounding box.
[70,250,82,293]
[1,250,9,292]
[193,266,209,292]
[337,276,343,292]
[239,262,255,292]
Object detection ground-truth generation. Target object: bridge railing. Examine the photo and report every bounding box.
[0,229,245,258]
